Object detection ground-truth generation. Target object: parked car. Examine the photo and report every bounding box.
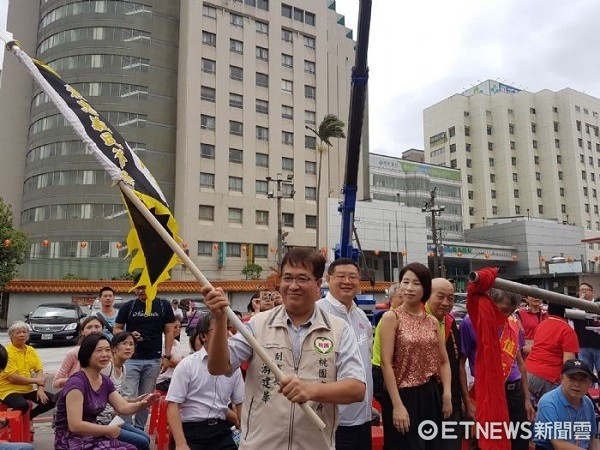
[451,293,468,327]
[25,303,87,345]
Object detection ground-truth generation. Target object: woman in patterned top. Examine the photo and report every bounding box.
[379,262,452,450]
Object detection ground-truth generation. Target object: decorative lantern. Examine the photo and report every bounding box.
[456,251,463,257]
[373,249,380,256]
[269,246,276,253]
[511,255,518,261]
[540,256,546,262]
[80,241,88,249]
[116,242,123,249]
[181,242,188,250]
[42,239,50,247]
[484,252,491,259]
[241,244,247,253]
[3,239,11,247]
[566,256,574,263]
[213,243,219,250]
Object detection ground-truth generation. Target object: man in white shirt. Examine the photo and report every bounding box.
[166,313,244,450]
[316,258,373,450]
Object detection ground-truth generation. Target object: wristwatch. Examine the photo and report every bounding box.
[162,355,172,360]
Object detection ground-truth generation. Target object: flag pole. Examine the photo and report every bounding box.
[3,37,325,432]
[118,182,327,431]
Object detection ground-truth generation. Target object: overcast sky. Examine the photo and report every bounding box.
[334,0,600,157]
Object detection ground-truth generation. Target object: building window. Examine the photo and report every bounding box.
[230,39,243,54]
[305,161,316,174]
[281,53,293,68]
[515,206,520,215]
[256,153,269,168]
[448,126,455,137]
[578,138,583,147]
[256,46,269,61]
[305,135,316,149]
[537,188,542,198]
[201,86,215,102]
[468,191,473,200]
[282,79,293,93]
[584,187,589,197]
[490,174,496,182]
[256,72,269,87]
[256,99,269,114]
[514,189,519,198]
[560,188,565,197]
[535,172,541,181]
[203,5,217,18]
[555,139,560,148]
[202,31,216,46]
[305,12,315,26]
[256,0,269,11]
[227,243,242,257]
[230,121,243,136]
[197,241,212,256]
[305,110,316,124]
[554,121,559,132]
[512,173,518,182]
[489,158,494,167]
[538,205,543,215]
[256,20,269,34]
[464,126,470,136]
[488,142,493,151]
[509,123,514,134]
[531,123,536,133]
[282,213,294,227]
[281,131,294,145]
[561,204,566,213]
[201,115,215,130]
[467,175,473,183]
[466,159,472,168]
[558,171,563,180]
[492,206,498,215]
[281,3,292,18]
[532,140,538,149]
[281,28,293,42]
[229,93,243,108]
[230,13,244,27]
[469,207,475,216]
[510,141,515,150]
[255,180,268,195]
[487,125,492,135]
[305,187,316,200]
[304,60,316,75]
[230,65,243,81]
[304,85,316,99]
[450,159,457,168]
[229,148,243,164]
[306,215,317,229]
[200,172,215,189]
[199,205,214,221]
[530,107,536,114]
[228,176,243,192]
[256,210,269,225]
[256,126,269,141]
[577,120,582,132]
[303,35,315,49]
[491,189,497,199]
[582,170,587,180]
[282,157,294,170]
[466,143,471,152]
[282,105,293,119]
[201,58,216,74]
[511,157,517,166]
[200,143,215,159]
[534,156,539,165]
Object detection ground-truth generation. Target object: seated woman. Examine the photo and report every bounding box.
[53,316,105,388]
[54,334,159,450]
[155,318,184,392]
[97,332,151,450]
[0,321,57,419]
[0,345,34,450]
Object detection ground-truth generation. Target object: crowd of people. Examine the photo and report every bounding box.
[1,250,599,449]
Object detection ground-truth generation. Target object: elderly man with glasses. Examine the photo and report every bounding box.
[203,248,366,450]
[573,283,600,374]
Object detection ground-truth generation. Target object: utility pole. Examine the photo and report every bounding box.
[266,174,295,267]
[421,187,445,278]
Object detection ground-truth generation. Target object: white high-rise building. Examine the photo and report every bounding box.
[1,0,366,281]
[424,80,600,266]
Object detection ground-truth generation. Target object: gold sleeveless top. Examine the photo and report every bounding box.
[392,308,441,388]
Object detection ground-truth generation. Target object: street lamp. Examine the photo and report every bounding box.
[421,187,445,277]
[266,174,295,267]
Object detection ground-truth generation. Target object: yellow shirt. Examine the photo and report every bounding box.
[424,303,446,338]
[371,322,382,366]
[0,343,43,400]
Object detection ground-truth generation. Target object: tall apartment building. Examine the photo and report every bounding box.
[2,1,364,281]
[424,80,600,265]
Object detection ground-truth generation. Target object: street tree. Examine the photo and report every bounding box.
[305,114,346,249]
[0,199,28,290]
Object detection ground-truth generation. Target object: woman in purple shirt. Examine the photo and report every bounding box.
[54,334,159,450]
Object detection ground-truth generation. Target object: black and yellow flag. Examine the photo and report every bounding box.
[23,55,180,314]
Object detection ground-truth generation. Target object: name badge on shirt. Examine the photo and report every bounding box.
[313,337,333,354]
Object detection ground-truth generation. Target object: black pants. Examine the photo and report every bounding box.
[171,420,236,450]
[383,378,443,450]
[505,380,529,450]
[2,390,57,419]
[336,422,372,450]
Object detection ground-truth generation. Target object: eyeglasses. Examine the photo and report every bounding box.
[331,274,360,282]
[281,275,314,285]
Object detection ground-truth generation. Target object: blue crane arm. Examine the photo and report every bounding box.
[336,0,372,262]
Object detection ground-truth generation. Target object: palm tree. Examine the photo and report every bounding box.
[306,114,346,250]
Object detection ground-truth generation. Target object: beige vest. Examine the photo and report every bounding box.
[240,305,346,450]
